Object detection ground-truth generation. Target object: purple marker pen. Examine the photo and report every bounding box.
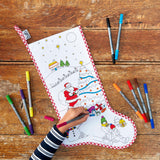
[20,89,34,134]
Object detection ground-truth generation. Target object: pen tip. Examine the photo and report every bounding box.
[112,54,115,64]
[134,78,139,88]
[106,18,111,27]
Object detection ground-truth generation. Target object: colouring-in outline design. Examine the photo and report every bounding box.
[14,25,137,150]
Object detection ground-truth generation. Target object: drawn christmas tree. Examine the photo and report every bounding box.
[65,60,70,66]
[60,60,65,67]
[76,64,106,114]
[60,60,70,67]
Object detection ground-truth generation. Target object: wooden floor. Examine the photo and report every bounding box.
[0,0,160,159]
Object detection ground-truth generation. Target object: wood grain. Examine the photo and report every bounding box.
[0,29,160,62]
[0,64,159,135]
[0,0,160,159]
[0,0,160,29]
[0,135,160,160]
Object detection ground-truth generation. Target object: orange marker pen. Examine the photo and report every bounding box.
[113,83,143,120]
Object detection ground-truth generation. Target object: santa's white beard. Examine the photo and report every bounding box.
[66,87,74,93]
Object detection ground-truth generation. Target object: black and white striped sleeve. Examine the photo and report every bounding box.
[30,125,67,160]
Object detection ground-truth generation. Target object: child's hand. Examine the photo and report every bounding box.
[57,107,89,133]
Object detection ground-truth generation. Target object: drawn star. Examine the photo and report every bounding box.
[79,61,83,65]
[56,45,60,49]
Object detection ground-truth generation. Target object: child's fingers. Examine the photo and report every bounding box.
[78,107,89,114]
[74,114,89,125]
[81,114,89,122]
[84,110,89,114]
[68,114,89,128]
[74,107,86,115]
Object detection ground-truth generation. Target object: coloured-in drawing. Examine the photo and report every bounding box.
[17,25,137,149]
[60,60,70,67]
[63,82,79,108]
[66,126,88,142]
[87,104,106,116]
[46,59,73,81]
[114,117,127,127]
[49,60,59,71]
[65,60,70,66]
[57,64,106,111]
[95,104,106,113]
[101,116,129,144]
[75,65,105,109]
[60,60,65,67]
[58,82,79,108]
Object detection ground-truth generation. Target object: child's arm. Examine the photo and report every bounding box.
[30,107,89,160]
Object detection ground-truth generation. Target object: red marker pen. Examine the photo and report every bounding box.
[127,80,148,122]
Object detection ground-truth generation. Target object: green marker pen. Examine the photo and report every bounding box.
[6,95,31,136]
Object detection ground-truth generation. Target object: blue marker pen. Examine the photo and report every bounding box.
[115,14,123,60]
[144,83,155,129]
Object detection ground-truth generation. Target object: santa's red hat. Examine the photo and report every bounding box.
[64,82,70,88]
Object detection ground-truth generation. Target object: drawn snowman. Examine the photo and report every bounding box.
[66,126,88,142]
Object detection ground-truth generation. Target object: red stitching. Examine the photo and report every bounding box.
[78,26,137,149]
[14,25,137,149]
[14,25,62,120]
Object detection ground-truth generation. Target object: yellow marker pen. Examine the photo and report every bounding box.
[26,71,33,117]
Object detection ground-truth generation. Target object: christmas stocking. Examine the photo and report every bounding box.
[15,26,137,149]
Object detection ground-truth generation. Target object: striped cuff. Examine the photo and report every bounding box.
[30,125,67,160]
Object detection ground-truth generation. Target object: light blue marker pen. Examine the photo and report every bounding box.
[115,14,123,60]
[144,83,155,129]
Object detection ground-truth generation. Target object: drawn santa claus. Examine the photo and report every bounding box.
[64,82,79,107]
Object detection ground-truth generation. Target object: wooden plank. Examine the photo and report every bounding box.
[0,135,160,160]
[0,29,160,62]
[0,64,159,135]
[0,0,160,29]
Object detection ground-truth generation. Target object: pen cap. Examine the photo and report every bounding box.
[127,80,133,90]
[113,83,121,92]
[136,111,143,120]
[106,18,111,27]
[29,124,34,135]
[119,14,123,24]
[150,119,155,129]
[143,83,148,93]
[134,78,139,88]
[141,113,148,123]
[44,115,55,121]
[29,107,33,117]
[24,126,31,136]
[115,50,119,60]
[57,122,67,128]
[20,89,25,99]
[6,95,13,104]
[26,71,30,81]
